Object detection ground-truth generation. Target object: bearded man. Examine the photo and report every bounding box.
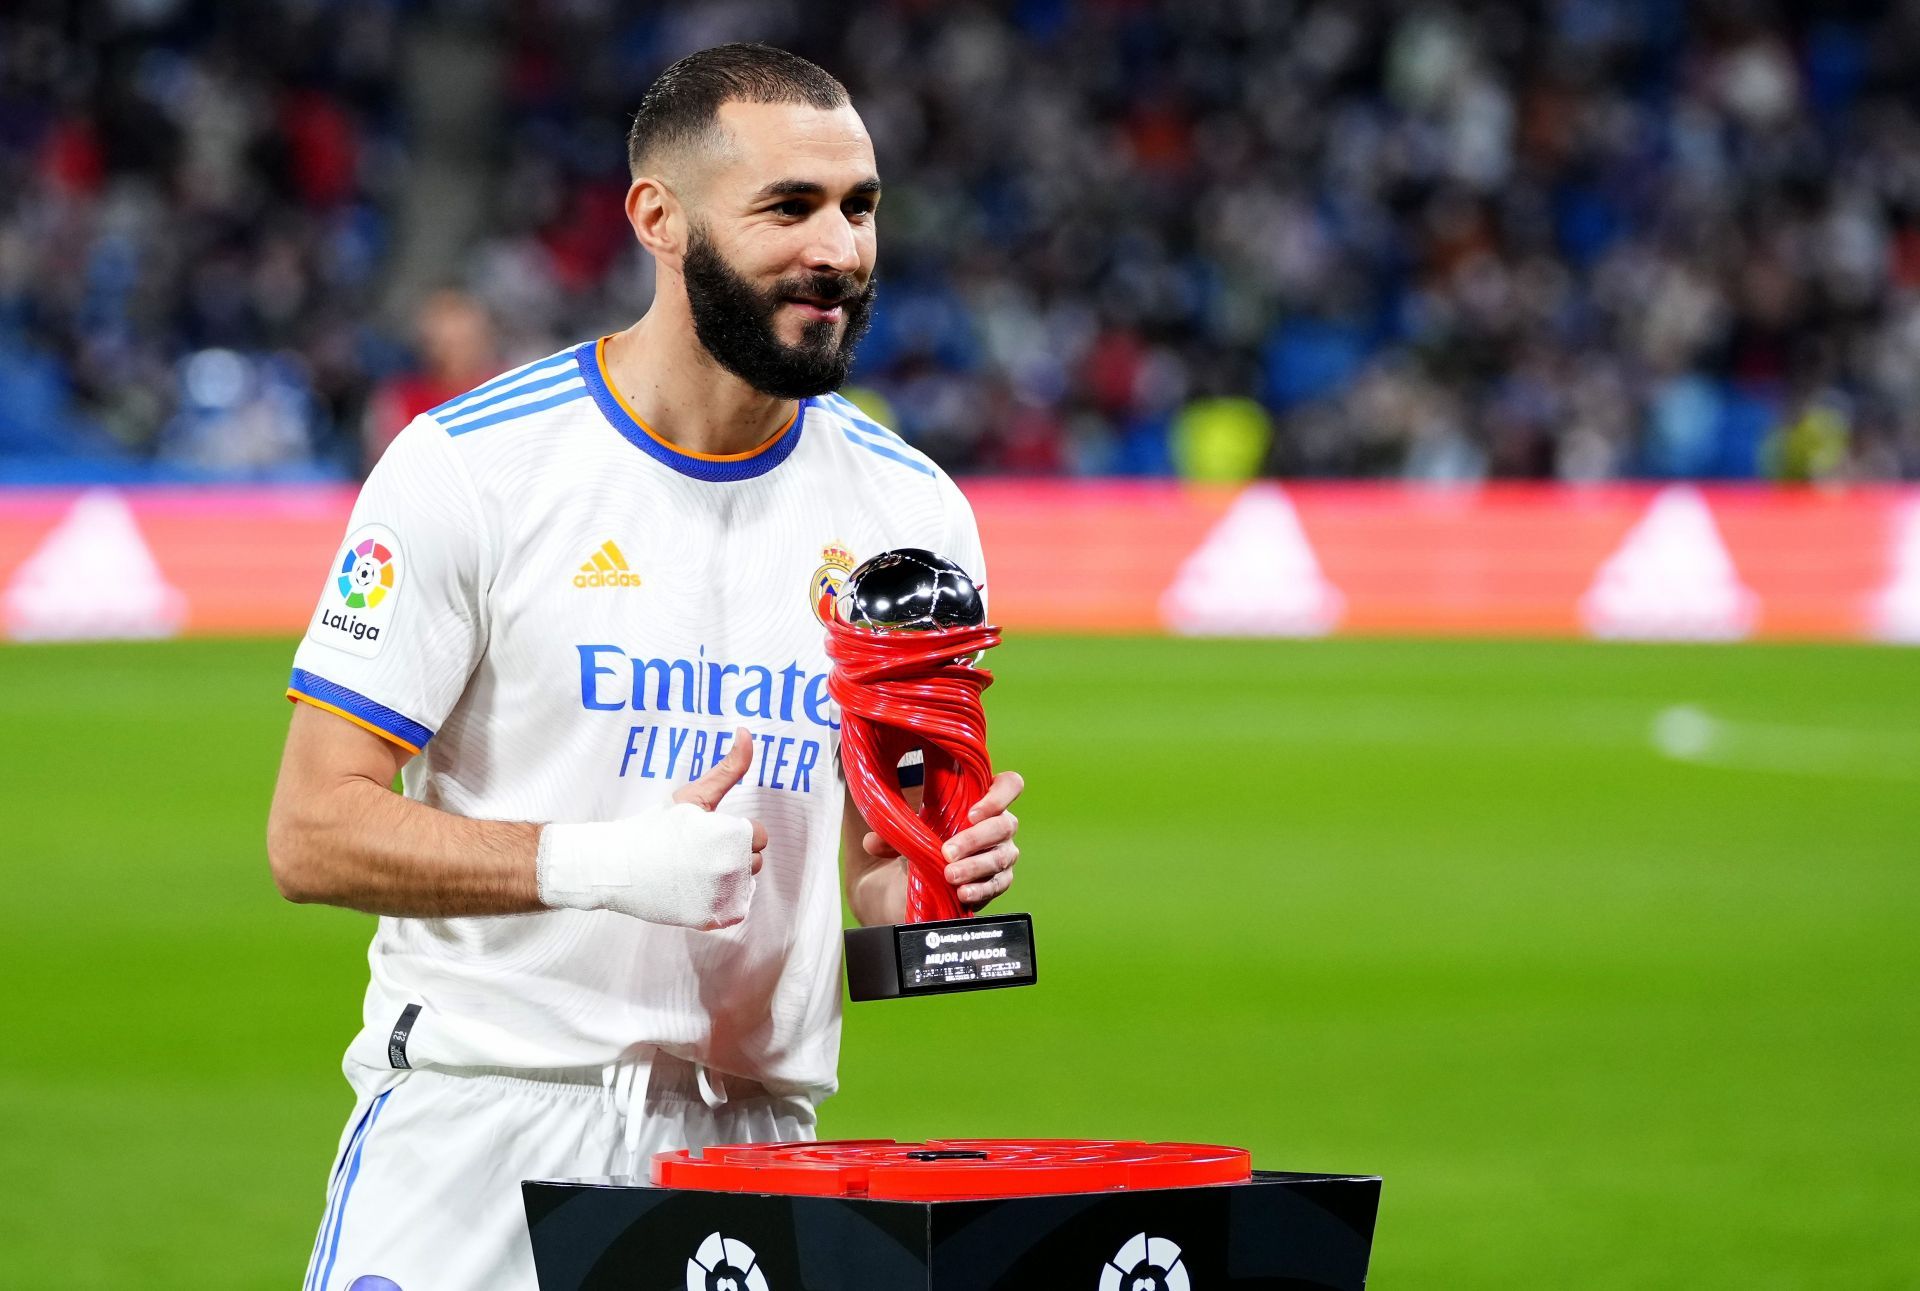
[267,43,1024,1291]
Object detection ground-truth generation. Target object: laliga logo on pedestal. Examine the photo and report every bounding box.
[1100,1232,1191,1291]
[687,1232,769,1291]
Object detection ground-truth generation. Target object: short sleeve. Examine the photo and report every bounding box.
[287,417,486,754]
[937,470,988,615]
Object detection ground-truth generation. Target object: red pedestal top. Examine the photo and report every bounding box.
[650,1139,1252,1200]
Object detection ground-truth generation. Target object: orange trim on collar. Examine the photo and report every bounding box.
[595,336,797,463]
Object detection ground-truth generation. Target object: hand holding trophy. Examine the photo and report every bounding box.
[827,549,1038,1001]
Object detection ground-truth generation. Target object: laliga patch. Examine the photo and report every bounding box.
[310,522,404,658]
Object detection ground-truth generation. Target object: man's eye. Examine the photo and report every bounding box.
[773,200,809,217]
[845,200,875,217]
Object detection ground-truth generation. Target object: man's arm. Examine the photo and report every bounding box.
[840,771,1025,926]
[268,705,766,923]
[267,702,541,916]
[842,785,908,927]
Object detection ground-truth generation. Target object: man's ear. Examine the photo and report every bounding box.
[626,176,683,260]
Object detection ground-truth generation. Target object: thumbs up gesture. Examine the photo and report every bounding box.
[674,727,769,870]
[537,728,768,930]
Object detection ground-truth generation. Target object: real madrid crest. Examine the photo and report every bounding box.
[811,543,855,625]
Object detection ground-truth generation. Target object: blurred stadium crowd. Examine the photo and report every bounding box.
[4,0,1919,482]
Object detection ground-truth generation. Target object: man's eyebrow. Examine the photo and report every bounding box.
[751,177,884,203]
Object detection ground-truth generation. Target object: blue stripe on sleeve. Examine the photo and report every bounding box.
[429,351,576,419]
[435,367,585,426]
[822,393,938,474]
[442,385,590,437]
[289,669,435,751]
[827,394,921,448]
[841,426,936,475]
[840,417,921,453]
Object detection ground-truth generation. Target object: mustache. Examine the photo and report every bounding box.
[773,272,874,307]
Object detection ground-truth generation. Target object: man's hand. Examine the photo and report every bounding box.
[674,728,770,865]
[539,727,768,930]
[857,769,1025,910]
[943,770,1024,908]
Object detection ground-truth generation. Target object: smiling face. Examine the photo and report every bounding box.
[669,100,880,398]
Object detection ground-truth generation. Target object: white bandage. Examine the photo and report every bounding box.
[536,803,757,930]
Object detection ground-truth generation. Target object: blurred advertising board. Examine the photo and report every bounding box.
[2,482,1916,643]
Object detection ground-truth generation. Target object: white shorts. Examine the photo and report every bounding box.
[300,1052,816,1291]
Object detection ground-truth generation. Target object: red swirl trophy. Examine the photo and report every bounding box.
[827,549,1037,1001]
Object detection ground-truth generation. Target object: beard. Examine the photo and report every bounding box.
[682,225,876,400]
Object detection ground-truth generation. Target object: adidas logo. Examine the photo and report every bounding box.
[575,540,642,589]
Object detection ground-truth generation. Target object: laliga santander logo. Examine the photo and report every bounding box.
[1100,1232,1192,1291]
[337,538,396,610]
[314,523,402,657]
[810,542,855,626]
[687,1232,769,1291]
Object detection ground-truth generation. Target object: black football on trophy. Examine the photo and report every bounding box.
[840,549,984,630]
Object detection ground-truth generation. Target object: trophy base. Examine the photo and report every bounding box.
[844,912,1037,1001]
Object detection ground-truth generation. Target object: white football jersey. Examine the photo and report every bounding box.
[287,337,985,1099]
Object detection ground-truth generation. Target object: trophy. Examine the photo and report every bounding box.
[827,549,1037,1001]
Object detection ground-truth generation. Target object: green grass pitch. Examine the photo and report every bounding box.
[1,636,1916,1287]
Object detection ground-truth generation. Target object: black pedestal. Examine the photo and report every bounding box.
[523,1171,1381,1290]
[844,912,1038,1001]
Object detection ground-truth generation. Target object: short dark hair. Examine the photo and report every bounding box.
[627,43,849,178]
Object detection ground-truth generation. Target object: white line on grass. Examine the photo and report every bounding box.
[1651,704,1920,783]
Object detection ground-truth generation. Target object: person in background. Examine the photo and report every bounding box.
[360,290,500,474]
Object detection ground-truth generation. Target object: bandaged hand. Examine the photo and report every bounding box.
[536,727,768,930]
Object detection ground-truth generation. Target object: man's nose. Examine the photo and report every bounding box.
[803,211,861,275]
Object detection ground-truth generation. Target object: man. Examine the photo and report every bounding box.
[267,44,1023,1291]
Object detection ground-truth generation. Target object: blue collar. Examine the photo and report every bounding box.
[575,338,807,482]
